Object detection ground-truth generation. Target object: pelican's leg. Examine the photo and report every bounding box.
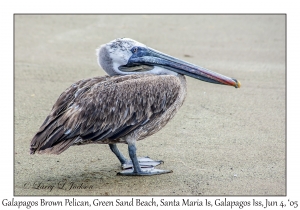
[117,142,172,176]
[109,144,127,165]
[109,144,163,170]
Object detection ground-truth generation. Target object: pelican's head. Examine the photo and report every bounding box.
[97,38,241,88]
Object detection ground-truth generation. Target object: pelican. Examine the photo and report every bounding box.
[30,38,240,176]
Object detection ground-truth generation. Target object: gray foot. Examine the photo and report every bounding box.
[122,156,163,169]
[117,167,173,176]
[114,143,171,176]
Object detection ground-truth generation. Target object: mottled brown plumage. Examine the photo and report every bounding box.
[30,38,240,175]
[30,74,186,155]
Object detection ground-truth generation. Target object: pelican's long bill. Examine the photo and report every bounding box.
[120,46,241,88]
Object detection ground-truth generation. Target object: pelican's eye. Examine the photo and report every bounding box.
[131,47,138,54]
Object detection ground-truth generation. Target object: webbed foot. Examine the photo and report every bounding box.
[109,143,172,176]
[122,156,163,169]
[117,167,172,176]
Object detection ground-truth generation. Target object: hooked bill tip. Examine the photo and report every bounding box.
[236,80,241,88]
[232,79,241,88]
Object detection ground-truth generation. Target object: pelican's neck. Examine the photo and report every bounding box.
[177,74,187,105]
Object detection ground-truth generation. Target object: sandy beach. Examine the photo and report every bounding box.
[14,15,285,196]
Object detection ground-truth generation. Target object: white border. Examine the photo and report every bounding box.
[1,0,299,209]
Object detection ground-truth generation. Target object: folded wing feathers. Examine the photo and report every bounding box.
[30,74,180,154]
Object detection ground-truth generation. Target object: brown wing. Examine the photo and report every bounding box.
[30,74,181,154]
